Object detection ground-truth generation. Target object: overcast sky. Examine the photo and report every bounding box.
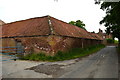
[0,0,106,33]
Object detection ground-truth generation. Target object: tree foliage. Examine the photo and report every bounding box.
[106,38,114,44]
[69,21,76,25]
[96,2,120,44]
[69,20,86,30]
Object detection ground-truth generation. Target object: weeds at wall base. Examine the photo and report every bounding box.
[21,44,105,61]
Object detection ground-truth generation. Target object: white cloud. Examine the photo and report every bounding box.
[0,0,106,32]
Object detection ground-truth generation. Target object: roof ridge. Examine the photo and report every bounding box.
[47,15,55,35]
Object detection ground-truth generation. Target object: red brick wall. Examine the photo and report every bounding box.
[1,35,103,56]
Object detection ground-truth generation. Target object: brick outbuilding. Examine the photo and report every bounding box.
[1,16,103,56]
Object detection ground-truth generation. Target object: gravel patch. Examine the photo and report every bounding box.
[25,64,65,77]
[25,58,82,77]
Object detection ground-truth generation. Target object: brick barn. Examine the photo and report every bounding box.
[1,16,103,56]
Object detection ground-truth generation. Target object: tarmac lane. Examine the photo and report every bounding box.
[59,46,118,78]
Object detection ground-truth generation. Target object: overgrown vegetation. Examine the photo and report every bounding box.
[106,38,114,44]
[106,38,119,44]
[114,40,119,44]
[21,44,105,61]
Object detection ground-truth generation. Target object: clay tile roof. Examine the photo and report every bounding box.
[1,15,103,40]
[50,16,94,39]
[1,16,50,38]
[89,32,103,40]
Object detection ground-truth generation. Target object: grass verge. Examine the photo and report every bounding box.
[21,44,105,61]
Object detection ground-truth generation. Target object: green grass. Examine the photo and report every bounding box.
[21,44,105,61]
[106,38,114,43]
[114,40,119,44]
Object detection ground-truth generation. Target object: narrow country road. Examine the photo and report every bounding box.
[1,46,119,78]
[59,46,118,78]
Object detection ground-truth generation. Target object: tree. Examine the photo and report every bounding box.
[69,20,86,30]
[96,2,120,45]
[69,21,76,25]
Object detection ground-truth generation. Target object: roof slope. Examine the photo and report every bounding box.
[1,16,50,38]
[1,16,103,40]
[50,17,93,39]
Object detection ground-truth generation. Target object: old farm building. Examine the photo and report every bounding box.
[1,16,103,56]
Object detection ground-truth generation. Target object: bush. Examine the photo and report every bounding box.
[114,40,119,44]
[106,38,114,43]
[21,44,105,61]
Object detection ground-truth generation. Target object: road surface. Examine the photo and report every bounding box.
[1,55,50,78]
[59,46,118,78]
[1,46,119,78]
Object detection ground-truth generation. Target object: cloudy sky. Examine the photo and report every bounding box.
[0,0,106,33]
